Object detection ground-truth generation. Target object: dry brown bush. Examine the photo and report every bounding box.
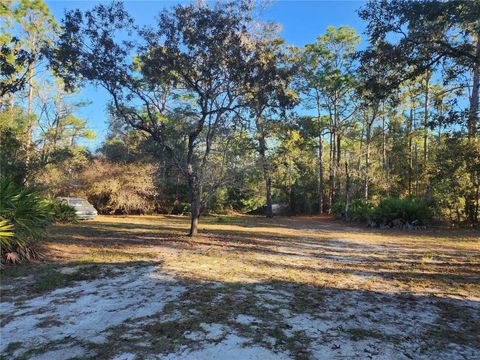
[77,160,157,214]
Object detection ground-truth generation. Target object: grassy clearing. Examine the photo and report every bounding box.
[2,214,479,359]
[79,248,158,263]
[8,214,475,299]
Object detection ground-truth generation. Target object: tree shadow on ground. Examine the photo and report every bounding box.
[41,216,480,297]
[1,258,479,360]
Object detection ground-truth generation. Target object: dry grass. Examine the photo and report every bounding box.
[2,214,479,359]
[37,214,480,300]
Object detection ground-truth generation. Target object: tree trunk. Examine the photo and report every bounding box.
[258,127,273,218]
[438,100,443,143]
[335,132,341,200]
[364,123,371,201]
[468,32,479,138]
[328,129,336,213]
[382,103,387,169]
[358,125,364,175]
[336,133,341,168]
[24,63,35,180]
[474,183,479,225]
[318,134,324,214]
[315,96,324,214]
[265,176,273,218]
[423,71,430,164]
[414,142,419,198]
[344,161,350,218]
[188,177,200,237]
[408,106,414,197]
[466,32,480,224]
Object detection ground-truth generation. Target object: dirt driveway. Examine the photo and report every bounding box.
[1,215,479,359]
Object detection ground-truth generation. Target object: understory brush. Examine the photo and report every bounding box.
[334,197,433,228]
[0,177,77,266]
[48,201,78,223]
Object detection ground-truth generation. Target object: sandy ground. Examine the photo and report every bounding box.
[1,215,479,359]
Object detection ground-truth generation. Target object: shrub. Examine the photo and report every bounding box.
[370,197,433,226]
[170,201,191,215]
[0,177,54,264]
[333,199,373,222]
[78,160,157,214]
[334,197,433,227]
[347,199,374,222]
[49,201,78,223]
[332,201,346,218]
[0,219,15,246]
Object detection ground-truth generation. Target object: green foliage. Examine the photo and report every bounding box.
[0,177,54,263]
[0,219,15,246]
[0,177,53,240]
[334,197,433,226]
[332,201,345,218]
[359,0,480,88]
[370,197,433,226]
[1,0,57,96]
[332,199,373,222]
[170,202,191,215]
[48,201,78,223]
[430,136,480,225]
[0,106,28,183]
[2,0,478,231]
[348,199,374,222]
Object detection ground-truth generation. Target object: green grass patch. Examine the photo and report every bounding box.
[2,341,23,355]
[144,319,202,354]
[344,327,391,341]
[33,265,102,293]
[1,265,32,279]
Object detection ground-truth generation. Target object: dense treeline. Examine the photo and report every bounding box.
[1,0,479,241]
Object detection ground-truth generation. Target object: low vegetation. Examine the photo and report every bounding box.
[1,0,479,239]
[0,177,77,266]
[333,197,434,227]
[1,215,478,359]
[1,0,479,357]
[49,201,78,223]
[77,160,157,215]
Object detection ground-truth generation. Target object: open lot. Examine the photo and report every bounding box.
[1,215,479,359]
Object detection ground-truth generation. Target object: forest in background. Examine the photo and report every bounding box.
[1,0,479,240]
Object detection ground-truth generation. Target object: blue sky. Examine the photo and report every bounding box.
[45,0,367,149]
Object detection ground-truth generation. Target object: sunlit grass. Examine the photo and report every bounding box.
[79,248,159,263]
[28,214,479,300]
[2,214,479,359]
